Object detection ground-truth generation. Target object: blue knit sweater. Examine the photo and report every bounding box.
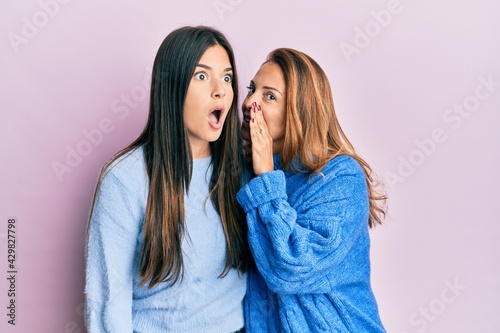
[85,147,246,333]
[237,155,385,332]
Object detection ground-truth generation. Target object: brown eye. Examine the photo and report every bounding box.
[194,72,207,80]
[266,93,276,101]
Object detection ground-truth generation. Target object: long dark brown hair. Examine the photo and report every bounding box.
[89,26,249,288]
[266,48,387,228]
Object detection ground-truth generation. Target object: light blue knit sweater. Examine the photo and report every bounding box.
[237,155,385,332]
[85,147,246,333]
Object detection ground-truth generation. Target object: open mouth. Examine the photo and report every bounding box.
[208,107,224,129]
[209,109,222,124]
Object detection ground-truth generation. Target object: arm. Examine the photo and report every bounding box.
[85,171,141,332]
[237,158,369,295]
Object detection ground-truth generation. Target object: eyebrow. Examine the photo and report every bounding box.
[250,80,284,96]
[197,63,233,72]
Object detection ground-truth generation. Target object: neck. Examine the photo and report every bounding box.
[190,142,211,159]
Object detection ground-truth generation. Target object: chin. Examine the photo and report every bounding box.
[208,132,223,143]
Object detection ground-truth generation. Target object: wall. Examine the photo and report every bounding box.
[1,1,499,332]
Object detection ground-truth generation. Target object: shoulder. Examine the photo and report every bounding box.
[303,155,367,200]
[321,154,365,179]
[104,146,145,177]
[100,146,148,192]
[90,147,147,235]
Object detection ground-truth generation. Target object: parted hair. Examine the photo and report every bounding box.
[266,48,387,227]
[89,26,249,288]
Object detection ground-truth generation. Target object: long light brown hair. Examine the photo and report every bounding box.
[266,48,387,227]
[89,26,249,288]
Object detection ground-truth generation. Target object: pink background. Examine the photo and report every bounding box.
[1,1,499,332]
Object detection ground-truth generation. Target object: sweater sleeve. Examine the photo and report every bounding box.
[85,170,142,333]
[236,158,369,295]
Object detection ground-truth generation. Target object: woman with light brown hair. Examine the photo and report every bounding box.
[237,48,387,332]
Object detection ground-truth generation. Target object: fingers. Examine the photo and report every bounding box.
[249,102,258,138]
[249,102,268,141]
[248,102,274,175]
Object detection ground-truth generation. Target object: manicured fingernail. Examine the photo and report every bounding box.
[252,102,256,107]
[251,118,255,123]
[252,105,256,113]
[257,105,261,111]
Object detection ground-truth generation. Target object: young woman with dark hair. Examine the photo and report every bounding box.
[238,48,387,332]
[85,26,249,333]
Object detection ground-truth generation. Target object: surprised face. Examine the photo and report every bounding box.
[183,45,234,158]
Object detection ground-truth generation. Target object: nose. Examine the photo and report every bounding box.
[212,80,226,99]
[242,94,257,111]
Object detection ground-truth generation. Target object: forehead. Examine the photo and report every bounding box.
[254,62,285,89]
[198,45,231,66]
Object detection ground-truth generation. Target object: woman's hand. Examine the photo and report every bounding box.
[249,102,274,175]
